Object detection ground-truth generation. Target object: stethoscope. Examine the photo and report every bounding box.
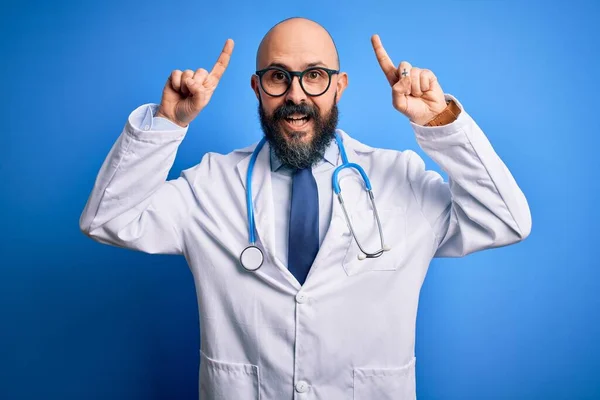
[239,132,390,272]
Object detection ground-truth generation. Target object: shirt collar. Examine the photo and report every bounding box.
[270,136,339,172]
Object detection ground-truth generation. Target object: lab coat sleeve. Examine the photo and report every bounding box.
[79,103,194,255]
[406,94,531,257]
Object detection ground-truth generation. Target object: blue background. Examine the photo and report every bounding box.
[1,0,599,398]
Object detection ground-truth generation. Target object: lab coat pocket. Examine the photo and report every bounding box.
[342,206,406,276]
[199,350,260,400]
[353,356,416,400]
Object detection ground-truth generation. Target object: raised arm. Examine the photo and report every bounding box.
[371,34,531,256]
[79,39,234,254]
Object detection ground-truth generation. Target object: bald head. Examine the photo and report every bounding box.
[256,17,340,70]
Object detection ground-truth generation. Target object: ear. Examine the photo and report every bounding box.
[250,75,261,99]
[334,72,348,103]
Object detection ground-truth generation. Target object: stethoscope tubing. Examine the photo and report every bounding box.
[241,132,389,271]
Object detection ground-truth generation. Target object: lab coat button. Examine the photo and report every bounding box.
[143,124,150,131]
[295,293,308,304]
[295,380,309,393]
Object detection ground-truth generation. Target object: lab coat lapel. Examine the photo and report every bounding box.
[306,130,366,281]
[236,141,302,292]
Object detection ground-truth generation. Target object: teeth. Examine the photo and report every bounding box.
[287,114,308,120]
[285,117,308,126]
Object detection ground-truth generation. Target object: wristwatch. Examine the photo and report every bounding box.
[424,99,461,127]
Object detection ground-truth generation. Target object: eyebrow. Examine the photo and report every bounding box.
[266,61,329,70]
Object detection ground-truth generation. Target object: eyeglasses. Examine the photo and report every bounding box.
[255,66,340,97]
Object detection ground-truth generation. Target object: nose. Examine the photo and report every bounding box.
[284,75,307,104]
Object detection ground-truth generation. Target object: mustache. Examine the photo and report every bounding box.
[272,101,318,121]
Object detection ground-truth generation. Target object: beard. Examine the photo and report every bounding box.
[258,95,339,170]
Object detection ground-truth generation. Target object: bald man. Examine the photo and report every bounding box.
[80,17,531,400]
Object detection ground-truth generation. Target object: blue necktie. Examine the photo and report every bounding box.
[288,167,319,285]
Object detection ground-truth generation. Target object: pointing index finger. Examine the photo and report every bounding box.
[208,38,235,83]
[371,34,398,86]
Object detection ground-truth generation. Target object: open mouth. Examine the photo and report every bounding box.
[283,114,311,128]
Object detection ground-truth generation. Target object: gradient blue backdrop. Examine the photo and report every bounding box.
[1,0,599,399]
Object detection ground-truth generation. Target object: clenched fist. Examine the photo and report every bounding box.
[371,35,447,126]
[156,39,234,127]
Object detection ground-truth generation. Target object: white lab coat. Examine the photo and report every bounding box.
[80,94,531,400]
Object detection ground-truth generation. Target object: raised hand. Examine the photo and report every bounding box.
[156,39,234,127]
[371,34,447,125]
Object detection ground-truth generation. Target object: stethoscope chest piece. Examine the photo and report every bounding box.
[240,245,264,271]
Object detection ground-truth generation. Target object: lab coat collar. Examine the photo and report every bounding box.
[335,128,377,156]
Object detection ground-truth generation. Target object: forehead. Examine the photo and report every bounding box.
[257,20,338,70]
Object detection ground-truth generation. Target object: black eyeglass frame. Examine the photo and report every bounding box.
[255,66,340,97]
